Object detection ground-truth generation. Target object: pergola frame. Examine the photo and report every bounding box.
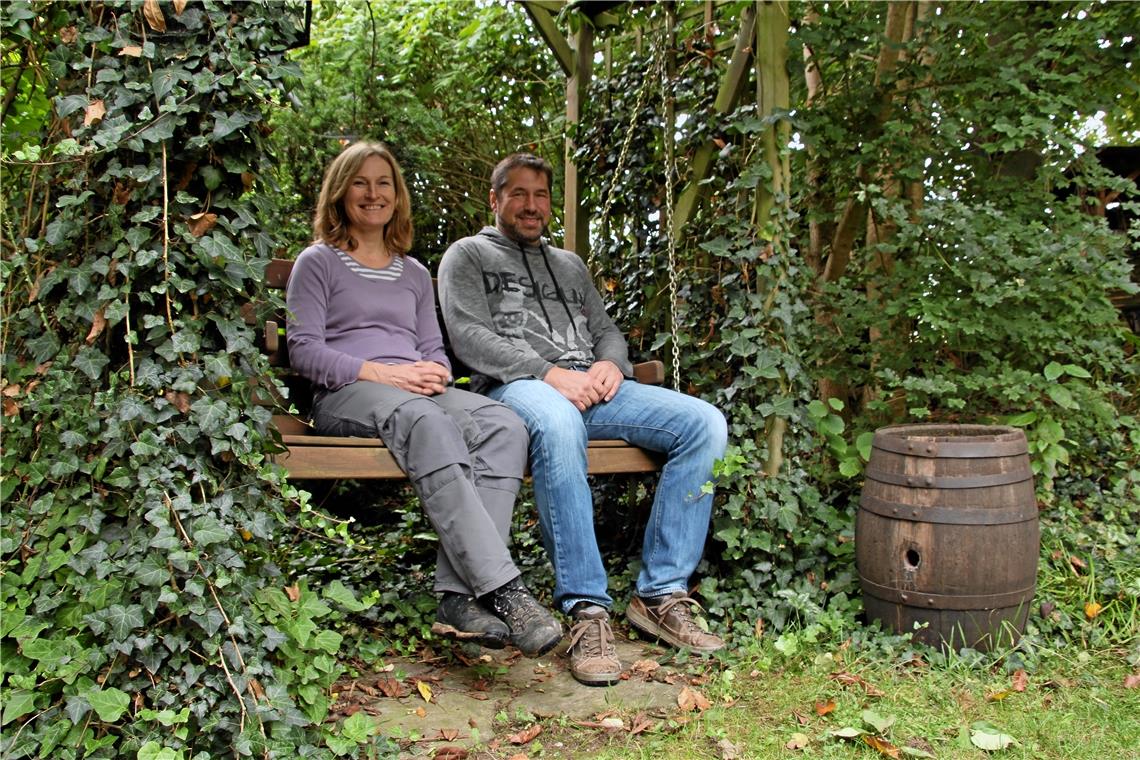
[518,0,786,253]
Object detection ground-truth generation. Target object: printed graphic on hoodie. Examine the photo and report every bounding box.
[483,270,593,366]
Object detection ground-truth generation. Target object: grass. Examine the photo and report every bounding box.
[517,640,1140,760]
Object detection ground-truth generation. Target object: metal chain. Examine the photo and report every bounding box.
[657,40,681,392]
[590,44,660,276]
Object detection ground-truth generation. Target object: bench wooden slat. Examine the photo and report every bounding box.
[271,415,665,479]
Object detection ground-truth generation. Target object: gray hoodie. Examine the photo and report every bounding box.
[438,227,633,390]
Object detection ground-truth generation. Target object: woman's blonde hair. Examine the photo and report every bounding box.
[312,141,413,254]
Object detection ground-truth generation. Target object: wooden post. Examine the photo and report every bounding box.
[564,23,593,254]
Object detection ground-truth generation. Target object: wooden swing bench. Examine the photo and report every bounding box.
[260,258,667,480]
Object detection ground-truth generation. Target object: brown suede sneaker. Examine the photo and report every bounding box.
[626,591,725,653]
[566,605,621,686]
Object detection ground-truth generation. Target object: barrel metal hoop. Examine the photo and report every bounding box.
[872,437,1028,459]
[865,468,1032,489]
[859,578,1036,610]
[858,493,1039,525]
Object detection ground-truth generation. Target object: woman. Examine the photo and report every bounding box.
[286,141,562,657]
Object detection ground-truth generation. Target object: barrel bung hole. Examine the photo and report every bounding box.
[904,548,921,569]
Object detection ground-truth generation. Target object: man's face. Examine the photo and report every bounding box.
[491,167,552,245]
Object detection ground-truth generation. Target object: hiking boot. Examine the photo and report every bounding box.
[566,604,621,686]
[483,578,564,657]
[626,591,725,653]
[433,592,510,649]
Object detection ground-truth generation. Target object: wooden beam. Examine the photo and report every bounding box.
[521,1,574,76]
[673,3,757,234]
[564,22,593,254]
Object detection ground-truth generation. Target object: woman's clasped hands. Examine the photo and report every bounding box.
[359,360,451,396]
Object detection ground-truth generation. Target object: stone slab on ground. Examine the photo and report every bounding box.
[333,633,704,758]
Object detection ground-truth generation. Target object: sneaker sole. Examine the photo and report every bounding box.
[431,621,510,650]
[625,606,724,654]
[571,667,621,686]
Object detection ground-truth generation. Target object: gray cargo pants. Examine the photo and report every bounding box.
[312,381,527,597]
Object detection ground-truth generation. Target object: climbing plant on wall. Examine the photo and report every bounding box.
[1,1,378,756]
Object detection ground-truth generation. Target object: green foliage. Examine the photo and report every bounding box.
[0,1,374,755]
[266,0,563,262]
[572,0,1139,643]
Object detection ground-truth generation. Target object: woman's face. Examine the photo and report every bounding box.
[342,154,396,238]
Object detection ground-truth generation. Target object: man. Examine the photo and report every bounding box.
[438,153,727,686]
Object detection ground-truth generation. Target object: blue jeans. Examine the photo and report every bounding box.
[487,377,727,613]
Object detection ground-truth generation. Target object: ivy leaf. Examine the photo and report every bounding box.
[72,346,110,380]
[324,580,369,612]
[106,604,145,639]
[191,516,230,547]
[0,690,38,726]
[83,686,131,722]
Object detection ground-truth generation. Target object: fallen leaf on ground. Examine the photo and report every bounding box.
[376,677,404,698]
[1124,674,1140,689]
[630,659,661,677]
[677,685,711,712]
[414,706,427,718]
[432,745,467,759]
[786,732,810,750]
[830,671,885,697]
[507,754,528,760]
[970,722,1016,751]
[1011,669,1028,692]
[815,699,836,716]
[862,734,901,758]
[986,689,1012,702]
[507,724,542,745]
[417,680,434,703]
[433,728,460,741]
[1085,601,1103,619]
[630,714,655,735]
[718,738,743,758]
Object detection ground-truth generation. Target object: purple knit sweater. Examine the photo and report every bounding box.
[285,243,450,391]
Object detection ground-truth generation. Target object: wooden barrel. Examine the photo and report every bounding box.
[856,424,1038,651]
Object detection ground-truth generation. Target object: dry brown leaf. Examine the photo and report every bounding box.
[60,26,78,44]
[188,212,218,238]
[120,45,143,57]
[1012,669,1029,692]
[862,734,901,758]
[84,99,106,126]
[173,0,188,14]
[3,397,20,416]
[1085,601,1103,619]
[830,671,886,698]
[3,384,20,398]
[630,659,661,677]
[677,685,711,712]
[506,754,528,760]
[1124,674,1140,689]
[754,617,765,638]
[432,747,467,760]
[376,676,403,698]
[414,706,427,718]
[630,714,655,735]
[284,584,300,602]
[785,732,810,750]
[793,709,810,726]
[506,723,542,745]
[248,678,265,701]
[1069,555,1087,572]
[717,738,743,759]
[416,680,434,703]
[143,0,167,32]
[815,699,836,716]
[85,308,107,344]
[437,728,459,741]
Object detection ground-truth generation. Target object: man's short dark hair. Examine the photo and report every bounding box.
[491,153,554,196]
